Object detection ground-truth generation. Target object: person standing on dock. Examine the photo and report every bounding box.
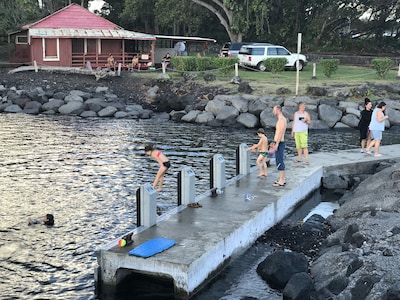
[365,101,389,157]
[248,128,269,177]
[291,102,311,165]
[272,105,287,187]
[358,98,373,153]
[145,144,171,192]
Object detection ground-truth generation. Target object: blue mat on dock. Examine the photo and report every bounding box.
[128,238,176,258]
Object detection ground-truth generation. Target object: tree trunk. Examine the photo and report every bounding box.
[191,0,243,42]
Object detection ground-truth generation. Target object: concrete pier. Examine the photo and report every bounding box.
[95,145,400,299]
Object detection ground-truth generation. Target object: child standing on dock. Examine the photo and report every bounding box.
[145,144,171,192]
[248,128,269,177]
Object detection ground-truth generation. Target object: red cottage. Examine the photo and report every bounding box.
[8,3,156,69]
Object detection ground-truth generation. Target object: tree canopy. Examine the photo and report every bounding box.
[1,0,399,54]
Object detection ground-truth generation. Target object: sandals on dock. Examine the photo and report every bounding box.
[187,202,202,208]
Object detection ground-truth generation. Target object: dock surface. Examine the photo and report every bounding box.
[96,145,400,299]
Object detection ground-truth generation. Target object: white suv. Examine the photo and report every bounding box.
[238,45,307,71]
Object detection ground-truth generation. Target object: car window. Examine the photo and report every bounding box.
[267,47,278,55]
[250,48,265,55]
[277,47,290,55]
[231,43,245,50]
[239,47,250,54]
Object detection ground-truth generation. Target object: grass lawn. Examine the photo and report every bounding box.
[134,63,399,99]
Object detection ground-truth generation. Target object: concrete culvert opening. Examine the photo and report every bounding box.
[115,270,175,300]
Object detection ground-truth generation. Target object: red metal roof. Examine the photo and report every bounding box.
[25,3,119,30]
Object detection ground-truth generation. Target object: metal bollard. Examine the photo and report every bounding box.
[210,154,226,189]
[236,143,250,175]
[136,183,157,227]
[178,167,195,206]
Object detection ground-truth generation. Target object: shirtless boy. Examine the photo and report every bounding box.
[248,128,269,177]
[145,144,171,192]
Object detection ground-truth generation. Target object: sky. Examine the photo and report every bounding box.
[89,0,105,12]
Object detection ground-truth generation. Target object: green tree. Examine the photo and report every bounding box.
[0,0,41,35]
[40,0,90,14]
[190,0,248,42]
[120,0,157,32]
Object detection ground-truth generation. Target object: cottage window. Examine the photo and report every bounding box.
[16,36,28,44]
[42,38,60,61]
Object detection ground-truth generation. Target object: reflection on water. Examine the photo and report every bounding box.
[0,114,399,299]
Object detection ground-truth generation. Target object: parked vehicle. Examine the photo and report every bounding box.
[220,42,252,57]
[237,45,307,71]
[220,42,274,58]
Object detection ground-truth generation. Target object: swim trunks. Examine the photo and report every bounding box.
[163,161,171,168]
[259,151,268,157]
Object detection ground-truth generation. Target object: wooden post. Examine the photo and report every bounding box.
[295,33,302,97]
[312,63,317,80]
[397,63,400,79]
[117,63,121,76]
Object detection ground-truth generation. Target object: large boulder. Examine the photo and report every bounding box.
[386,107,400,126]
[248,99,268,116]
[215,106,239,122]
[4,104,22,113]
[256,250,308,290]
[98,106,118,117]
[12,95,31,108]
[80,111,97,118]
[225,95,248,113]
[195,111,214,124]
[309,119,329,130]
[205,99,226,116]
[236,113,259,128]
[282,272,315,300]
[64,94,84,103]
[318,104,343,128]
[181,110,201,122]
[259,108,276,129]
[341,114,360,128]
[23,101,42,114]
[58,101,84,115]
[42,99,65,112]
[70,89,92,99]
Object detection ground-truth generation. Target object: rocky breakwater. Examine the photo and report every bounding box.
[256,161,400,300]
[1,77,400,131]
[174,94,400,130]
[0,84,155,119]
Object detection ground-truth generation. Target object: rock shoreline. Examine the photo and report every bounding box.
[257,161,400,299]
[1,73,400,130]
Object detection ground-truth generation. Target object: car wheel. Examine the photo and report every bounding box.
[296,60,304,71]
[257,62,266,71]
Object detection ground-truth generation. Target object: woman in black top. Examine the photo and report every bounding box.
[358,98,373,153]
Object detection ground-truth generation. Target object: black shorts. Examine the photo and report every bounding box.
[163,161,171,169]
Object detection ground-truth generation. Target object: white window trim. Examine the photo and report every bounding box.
[42,38,60,61]
[16,35,28,44]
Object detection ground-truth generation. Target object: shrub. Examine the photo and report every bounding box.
[171,56,237,76]
[264,57,287,74]
[212,57,238,76]
[371,58,394,79]
[170,56,215,72]
[319,59,339,78]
